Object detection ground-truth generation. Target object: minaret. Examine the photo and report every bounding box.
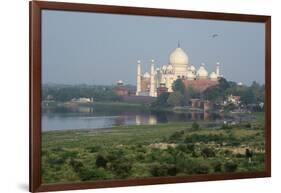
[216,62,220,77]
[149,59,156,97]
[136,60,141,96]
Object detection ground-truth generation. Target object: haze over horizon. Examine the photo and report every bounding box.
[42,10,265,86]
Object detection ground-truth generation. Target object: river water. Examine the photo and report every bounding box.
[42,106,239,131]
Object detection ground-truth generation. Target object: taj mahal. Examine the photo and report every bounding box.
[135,43,223,97]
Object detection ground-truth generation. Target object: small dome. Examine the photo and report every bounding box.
[190,65,196,72]
[169,47,188,65]
[209,72,218,80]
[197,64,208,77]
[187,71,196,80]
[156,67,160,71]
[117,80,123,84]
[143,72,150,78]
[162,65,167,71]
[167,64,173,71]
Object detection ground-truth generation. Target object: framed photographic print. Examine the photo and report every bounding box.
[30,1,271,192]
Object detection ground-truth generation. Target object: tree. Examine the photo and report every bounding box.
[167,91,184,107]
[187,86,200,99]
[219,77,230,90]
[203,77,230,102]
[240,89,255,105]
[42,84,122,102]
[172,79,185,95]
[151,92,170,108]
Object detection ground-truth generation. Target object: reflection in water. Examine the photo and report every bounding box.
[204,112,209,120]
[42,106,231,131]
[135,115,157,125]
[114,116,125,126]
[148,116,157,125]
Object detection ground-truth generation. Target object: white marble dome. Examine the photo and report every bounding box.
[209,72,218,80]
[169,47,188,65]
[167,64,174,73]
[187,71,196,80]
[197,64,208,77]
[143,72,150,78]
[190,65,196,72]
[167,64,173,71]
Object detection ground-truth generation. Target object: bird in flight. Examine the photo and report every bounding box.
[211,34,219,38]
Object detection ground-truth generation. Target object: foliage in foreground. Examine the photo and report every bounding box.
[42,116,265,184]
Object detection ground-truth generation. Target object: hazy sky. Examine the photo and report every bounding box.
[42,10,265,86]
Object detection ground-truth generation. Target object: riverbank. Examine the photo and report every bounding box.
[43,100,208,113]
[42,115,265,184]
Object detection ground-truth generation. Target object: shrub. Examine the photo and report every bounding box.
[186,144,195,153]
[79,167,111,181]
[221,123,232,130]
[176,144,188,153]
[111,161,132,178]
[95,154,108,168]
[107,149,125,162]
[87,145,102,153]
[51,147,64,152]
[108,153,133,178]
[136,152,145,161]
[69,158,84,173]
[191,122,200,130]
[150,163,177,177]
[174,157,187,172]
[184,134,225,144]
[192,163,210,174]
[201,147,216,158]
[176,144,195,154]
[223,149,232,156]
[169,130,184,142]
[224,161,238,172]
[61,150,78,160]
[48,153,65,167]
[213,162,222,172]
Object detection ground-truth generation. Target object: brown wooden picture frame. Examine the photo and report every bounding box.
[30,1,271,192]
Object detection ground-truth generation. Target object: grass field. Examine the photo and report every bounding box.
[42,113,265,184]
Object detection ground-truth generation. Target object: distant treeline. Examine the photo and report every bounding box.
[152,78,265,109]
[42,79,264,106]
[42,84,123,102]
[203,79,265,104]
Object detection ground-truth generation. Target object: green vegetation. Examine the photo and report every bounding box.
[151,78,264,112]
[167,91,184,107]
[203,79,265,106]
[172,79,185,96]
[152,79,201,109]
[42,113,265,184]
[42,84,121,102]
